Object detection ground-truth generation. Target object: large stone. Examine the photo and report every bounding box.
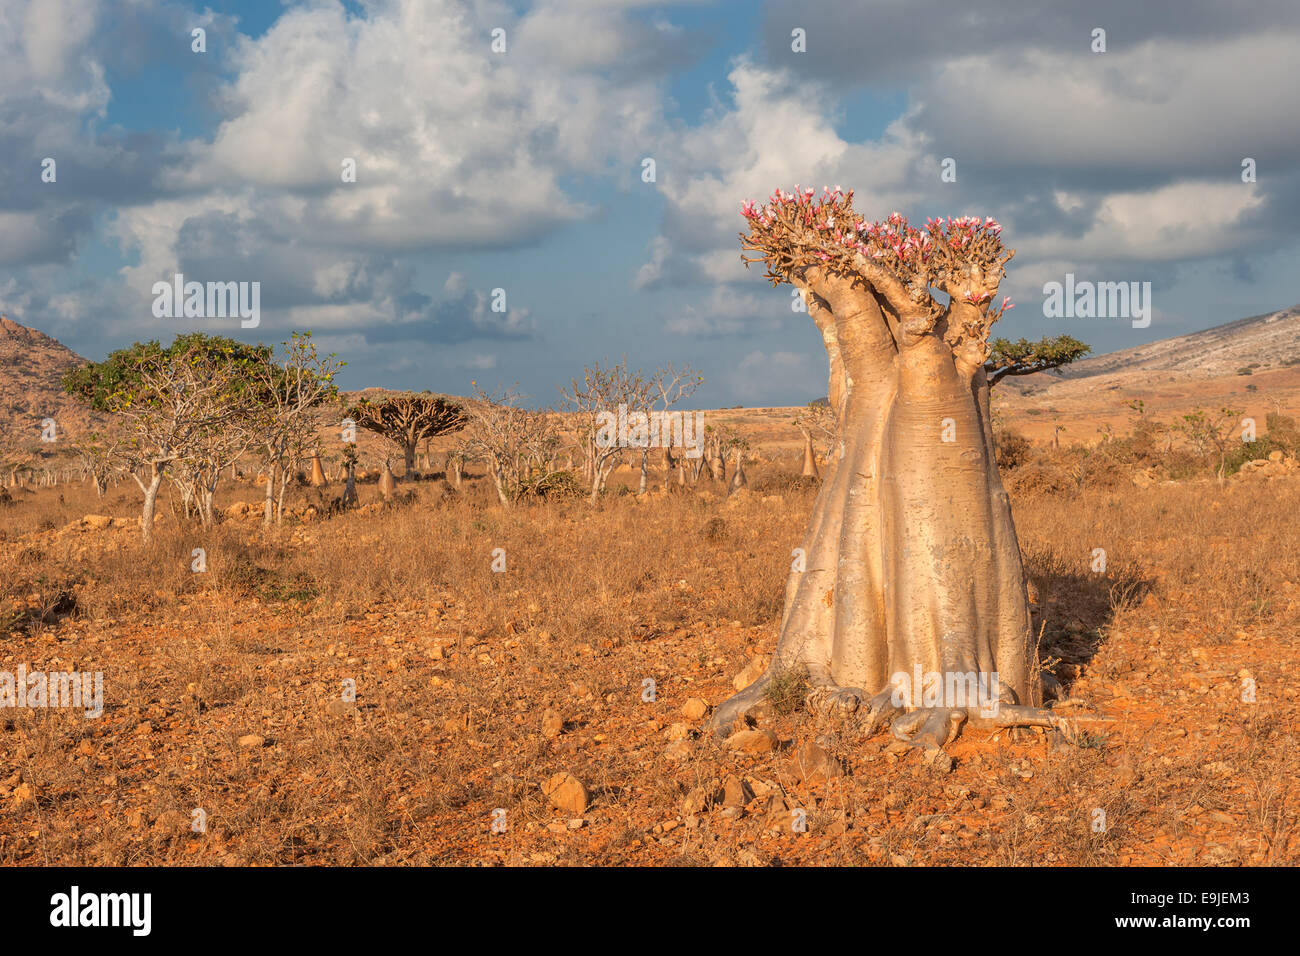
[542,772,588,815]
[683,781,722,815]
[682,697,710,720]
[790,740,842,785]
[732,655,769,691]
[540,709,564,738]
[721,774,753,808]
[665,722,695,742]
[725,728,777,754]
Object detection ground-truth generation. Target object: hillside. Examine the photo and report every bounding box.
[1054,303,1300,380]
[0,315,104,445]
[996,303,1300,444]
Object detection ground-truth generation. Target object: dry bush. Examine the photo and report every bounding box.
[4,450,1300,866]
[994,429,1034,470]
[1008,462,1072,498]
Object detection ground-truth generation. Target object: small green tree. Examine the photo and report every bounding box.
[1173,406,1242,486]
[64,333,268,540]
[986,335,1091,386]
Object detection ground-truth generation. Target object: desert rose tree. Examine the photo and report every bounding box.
[713,185,1072,747]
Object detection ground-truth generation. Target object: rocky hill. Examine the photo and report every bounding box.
[997,303,1300,444]
[1044,303,1300,383]
[0,315,103,446]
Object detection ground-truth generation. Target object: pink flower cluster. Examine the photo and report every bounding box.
[741,186,1009,287]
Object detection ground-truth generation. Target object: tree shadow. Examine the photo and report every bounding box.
[1026,565,1154,695]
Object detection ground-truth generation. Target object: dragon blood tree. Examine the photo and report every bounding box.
[712,185,1071,748]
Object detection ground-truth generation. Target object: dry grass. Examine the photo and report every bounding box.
[2,447,1298,866]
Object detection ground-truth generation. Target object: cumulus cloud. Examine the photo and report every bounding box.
[635,3,1299,326]
[2,0,1296,404]
[635,59,932,291]
[663,287,775,337]
[6,0,679,345]
[162,0,668,249]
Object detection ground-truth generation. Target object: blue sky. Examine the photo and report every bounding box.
[3,0,1297,407]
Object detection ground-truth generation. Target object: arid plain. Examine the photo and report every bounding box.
[2,309,1299,866]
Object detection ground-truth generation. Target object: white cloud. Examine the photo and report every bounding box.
[1031,181,1266,263]
[635,59,932,289]
[159,0,666,250]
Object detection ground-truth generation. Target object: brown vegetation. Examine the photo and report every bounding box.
[2,422,1297,865]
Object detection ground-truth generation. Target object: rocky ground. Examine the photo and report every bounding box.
[2,465,1296,866]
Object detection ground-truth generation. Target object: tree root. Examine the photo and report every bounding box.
[709,673,1097,751]
[808,684,1097,749]
[707,672,774,734]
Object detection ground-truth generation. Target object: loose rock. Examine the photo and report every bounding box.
[542,772,588,815]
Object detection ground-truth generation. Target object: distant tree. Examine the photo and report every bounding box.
[726,428,751,492]
[561,359,648,502]
[349,392,466,475]
[462,386,558,507]
[986,335,1091,385]
[335,443,359,510]
[248,332,344,526]
[794,401,836,478]
[1174,406,1242,486]
[700,423,744,484]
[64,334,267,540]
[644,364,703,494]
[71,430,133,497]
[0,423,41,488]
